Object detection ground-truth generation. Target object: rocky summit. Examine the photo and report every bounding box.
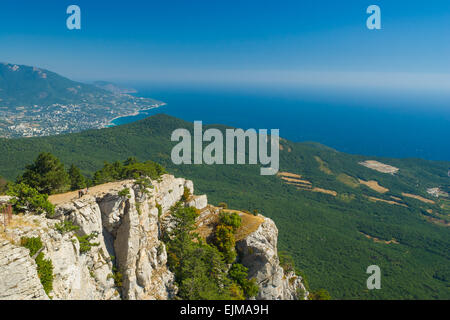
[0,174,307,300]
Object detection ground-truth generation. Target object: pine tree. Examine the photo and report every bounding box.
[68,164,86,191]
[18,152,69,194]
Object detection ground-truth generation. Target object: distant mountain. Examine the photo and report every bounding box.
[0,63,163,138]
[93,81,138,94]
[0,63,109,108]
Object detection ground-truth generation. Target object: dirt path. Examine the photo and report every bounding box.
[49,180,133,206]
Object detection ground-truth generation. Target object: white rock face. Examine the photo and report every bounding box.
[236,217,308,300]
[0,174,193,300]
[0,240,48,300]
[0,174,306,300]
[187,195,208,210]
[152,174,194,213]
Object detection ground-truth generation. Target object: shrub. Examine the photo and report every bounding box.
[228,263,259,299]
[134,177,152,194]
[21,236,53,296]
[181,186,191,202]
[219,211,242,232]
[136,201,142,215]
[229,282,245,300]
[21,236,43,256]
[76,232,100,254]
[54,220,79,234]
[118,188,131,198]
[7,183,55,216]
[108,267,123,288]
[214,225,236,264]
[156,203,162,218]
[310,289,332,300]
[296,287,306,300]
[35,253,54,295]
[218,202,228,209]
[279,251,295,273]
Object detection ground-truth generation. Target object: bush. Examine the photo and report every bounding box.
[229,282,245,300]
[219,211,242,232]
[279,251,295,273]
[228,263,259,299]
[214,225,236,264]
[296,287,306,300]
[134,176,153,194]
[21,236,43,256]
[35,253,54,296]
[76,232,100,254]
[156,203,162,218]
[108,266,123,288]
[7,183,55,216]
[118,188,131,198]
[218,202,228,209]
[310,289,332,300]
[181,186,191,202]
[54,220,79,234]
[21,237,53,296]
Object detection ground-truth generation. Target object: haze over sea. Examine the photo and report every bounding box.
[111,84,450,162]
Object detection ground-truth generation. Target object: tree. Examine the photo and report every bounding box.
[68,164,86,191]
[228,263,259,299]
[93,159,166,185]
[214,224,236,263]
[18,152,69,194]
[7,183,55,216]
[165,203,234,300]
[181,186,191,202]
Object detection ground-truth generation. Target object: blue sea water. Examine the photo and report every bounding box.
[112,84,450,161]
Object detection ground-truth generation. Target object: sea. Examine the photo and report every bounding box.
[111,83,450,162]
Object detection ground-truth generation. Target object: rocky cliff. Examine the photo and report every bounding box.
[0,174,307,300]
[236,218,308,300]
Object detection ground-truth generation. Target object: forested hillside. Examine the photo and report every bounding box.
[0,114,448,299]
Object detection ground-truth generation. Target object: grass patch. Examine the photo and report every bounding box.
[337,173,359,188]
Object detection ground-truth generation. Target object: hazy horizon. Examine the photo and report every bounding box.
[1,0,450,101]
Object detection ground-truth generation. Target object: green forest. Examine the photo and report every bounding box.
[0,114,448,299]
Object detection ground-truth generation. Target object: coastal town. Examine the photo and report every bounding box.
[0,97,163,138]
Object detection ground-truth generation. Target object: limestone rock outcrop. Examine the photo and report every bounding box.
[0,240,49,300]
[0,174,307,300]
[236,217,308,300]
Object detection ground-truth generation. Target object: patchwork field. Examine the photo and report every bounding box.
[359,160,399,174]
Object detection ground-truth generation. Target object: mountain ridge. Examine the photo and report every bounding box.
[0,63,162,138]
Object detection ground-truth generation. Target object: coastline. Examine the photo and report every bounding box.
[107,103,166,127]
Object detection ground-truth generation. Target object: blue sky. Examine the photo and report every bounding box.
[1,0,450,92]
